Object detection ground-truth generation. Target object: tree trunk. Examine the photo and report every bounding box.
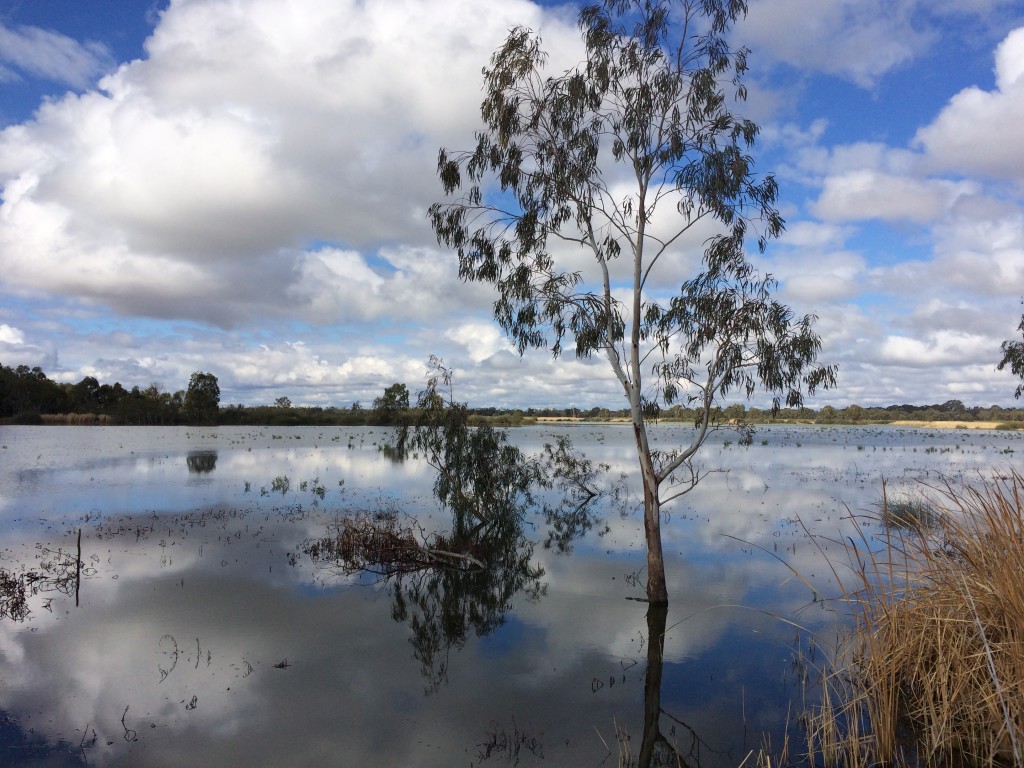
[634,420,669,605]
[642,471,669,605]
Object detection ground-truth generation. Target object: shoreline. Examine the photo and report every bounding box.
[532,416,1016,430]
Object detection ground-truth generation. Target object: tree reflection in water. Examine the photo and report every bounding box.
[389,533,545,692]
[633,605,721,768]
[186,450,218,474]
[307,359,549,690]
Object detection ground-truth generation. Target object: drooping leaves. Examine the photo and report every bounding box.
[431,0,835,604]
[428,0,812,386]
[999,312,1024,399]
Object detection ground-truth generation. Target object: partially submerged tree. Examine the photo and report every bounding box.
[430,0,835,604]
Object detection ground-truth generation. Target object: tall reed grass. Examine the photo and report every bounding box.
[39,413,111,425]
[806,473,1024,767]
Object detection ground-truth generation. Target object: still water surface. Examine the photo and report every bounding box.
[0,424,1020,766]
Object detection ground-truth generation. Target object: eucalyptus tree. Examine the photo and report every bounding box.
[429,0,834,604]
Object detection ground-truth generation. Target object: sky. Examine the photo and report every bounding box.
[0,0,1023,410]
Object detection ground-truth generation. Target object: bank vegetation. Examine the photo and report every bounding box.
[801,474,1024,767]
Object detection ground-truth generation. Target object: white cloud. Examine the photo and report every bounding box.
[1,1,1023,408]
[876,331,993,368]
[812,170,972,223]
[742,0,932,87]
[0,323,24,344]
[0,23,112,89]
[769,250,865,303]
[777,221,853,250]
[445,323,509,363]
[0,0,582,329]
[914,26,1024,178]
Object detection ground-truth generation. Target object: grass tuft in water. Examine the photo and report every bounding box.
[881,496,940,530]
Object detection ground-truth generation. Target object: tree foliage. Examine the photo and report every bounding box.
[430,0,835,603]
[183,371,220,425]
[372,382,411,425]
[999,313,1024,399]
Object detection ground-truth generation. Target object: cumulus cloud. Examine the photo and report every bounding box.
[284,245,488,326]
[0,0,581,328]
[875,331,993,368]
[853,196,1024,301]
[0,323,24,344]
[1,0,1023,408]
[914,26,1024,178]
[812,170,972,223]
[769,249,865,303]
[776,220,853,249]
[742,0,933,87]
[445,323,510,363]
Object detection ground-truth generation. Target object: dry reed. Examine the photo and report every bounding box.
[40,413,111,425]
[806,473,1024,768]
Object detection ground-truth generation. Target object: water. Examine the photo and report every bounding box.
[0,423,1019,767]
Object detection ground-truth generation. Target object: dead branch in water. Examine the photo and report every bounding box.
[304,509,486,576]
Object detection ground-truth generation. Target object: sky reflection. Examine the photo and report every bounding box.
[0,424,1020,766]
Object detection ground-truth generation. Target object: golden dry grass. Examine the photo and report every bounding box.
[40,412,111,425]
[806,474,1024,767]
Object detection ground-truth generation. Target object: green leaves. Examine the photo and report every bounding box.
[183,371,220,425]
[998,312,1024,398]
[430,0,834,534]
[655,260,836,414]
[430,0,834,420]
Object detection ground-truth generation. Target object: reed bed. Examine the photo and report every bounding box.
[806,473,1024,767]
[39,412,111,425]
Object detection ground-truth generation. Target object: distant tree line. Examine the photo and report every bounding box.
[0,364,220,426]
[3,363,1024,427]
[518,399,1024,425]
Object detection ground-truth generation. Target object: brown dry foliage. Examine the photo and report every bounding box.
[305,510,487,575]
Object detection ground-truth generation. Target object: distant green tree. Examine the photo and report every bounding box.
[183,371,220,425]
[0,365,16,418]
[70,376,101,413]
[275,396,292,409]
[372,383,410,425]
[0,364,68,416]
[722,403,745,421]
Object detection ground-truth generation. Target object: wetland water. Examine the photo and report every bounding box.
[0,423,1020,767]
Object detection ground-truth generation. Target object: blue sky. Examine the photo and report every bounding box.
[1,0,1023,409]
